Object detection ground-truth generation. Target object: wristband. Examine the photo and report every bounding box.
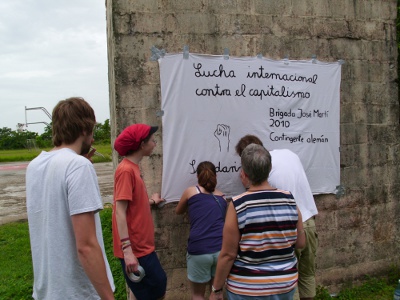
[211,285,223,293]
[122,244,131,251]
[121,237,131,251]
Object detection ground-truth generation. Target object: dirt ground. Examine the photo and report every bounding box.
[0,162,114,225]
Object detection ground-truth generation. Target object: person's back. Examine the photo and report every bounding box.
[210,144,305,300]
[235,136,318,300]
[26,97,114,300]
[269,149,318,222]
[228,188,299,297]
[26,149,112,299]
[176,161,226,299]
[268,148,318,300]
[187,187,226,255]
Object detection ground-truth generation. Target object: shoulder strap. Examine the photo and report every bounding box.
[212,193,226,220]
[195,185,201,194]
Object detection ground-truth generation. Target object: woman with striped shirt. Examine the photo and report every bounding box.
[210,144,306,300]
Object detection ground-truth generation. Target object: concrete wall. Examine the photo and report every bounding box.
[106,0,399,297]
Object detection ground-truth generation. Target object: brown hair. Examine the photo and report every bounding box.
[235,134,263,156]
[52,97,96,146]
[197,161,217,193]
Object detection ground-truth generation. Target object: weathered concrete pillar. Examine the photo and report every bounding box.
[106,0,399,297]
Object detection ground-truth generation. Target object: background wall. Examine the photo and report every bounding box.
[106,0,399,297]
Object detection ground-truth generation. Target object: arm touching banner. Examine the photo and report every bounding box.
[159,53,341,202]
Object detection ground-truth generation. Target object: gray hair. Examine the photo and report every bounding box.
[241,144,272,185]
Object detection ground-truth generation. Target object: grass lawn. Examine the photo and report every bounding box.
[0,143,113,163]
[0,206,126,300]
[0,207,399,299]
[0,220,33,300]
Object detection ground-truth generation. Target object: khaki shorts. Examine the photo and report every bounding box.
[295,217,318,299]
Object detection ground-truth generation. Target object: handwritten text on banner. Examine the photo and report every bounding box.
[159,54,341,201]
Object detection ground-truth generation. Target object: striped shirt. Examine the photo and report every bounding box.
[227,189,298,297]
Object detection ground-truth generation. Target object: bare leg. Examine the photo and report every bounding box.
[128,288,137,300]
[190,281,207,300]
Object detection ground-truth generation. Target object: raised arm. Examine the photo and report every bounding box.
[175,187,194,214]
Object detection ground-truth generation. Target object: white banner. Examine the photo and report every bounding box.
[159,53,341,202]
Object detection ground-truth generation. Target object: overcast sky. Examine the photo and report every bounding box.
[0,0,109,134]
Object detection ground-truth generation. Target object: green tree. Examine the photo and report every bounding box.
[0,127,38,150]
[0,127,14,149]
[0,119,111,150]
[35,124,53,148]
[93,119,111,144]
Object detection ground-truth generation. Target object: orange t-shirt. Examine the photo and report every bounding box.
[112,159,155,258]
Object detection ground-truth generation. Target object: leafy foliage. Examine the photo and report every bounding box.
[94,119,111,145]
[34,124,52,148]
[0,127,38,150]
[314,269,400,300]
[0,119,111,150]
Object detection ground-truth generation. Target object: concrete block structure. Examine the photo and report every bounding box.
[106,0,399,297]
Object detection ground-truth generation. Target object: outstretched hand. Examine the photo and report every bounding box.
[151,192,166,205]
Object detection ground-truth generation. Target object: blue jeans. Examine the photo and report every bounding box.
[227,288,295,300]
[120,252,167,300]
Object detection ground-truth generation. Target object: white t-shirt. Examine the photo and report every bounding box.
[26,148,114,300]
[269,149,318,222]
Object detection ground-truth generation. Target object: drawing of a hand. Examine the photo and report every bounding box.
[214,124,230,152]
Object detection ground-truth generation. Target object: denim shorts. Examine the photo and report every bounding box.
[186,251,220,283]
[120,251,167,300]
